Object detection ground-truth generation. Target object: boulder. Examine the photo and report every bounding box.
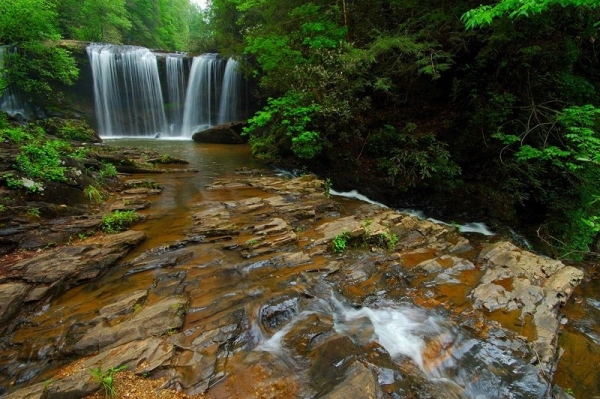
[191,121,247,144]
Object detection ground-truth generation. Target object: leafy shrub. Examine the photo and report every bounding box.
[332,231,350,253]
[99,163,118,178]
[245,92,323,160]
[102,210,139,233]
[15,140,69,182]
[84,185,105,204]
[371,125,460,189]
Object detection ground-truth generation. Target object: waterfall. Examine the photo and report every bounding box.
[181,54,222,137]
[166,54,186,135]
[87,44,168,137]
[217,58,241,124]
[0,46,32,119]
[87,45,244,139]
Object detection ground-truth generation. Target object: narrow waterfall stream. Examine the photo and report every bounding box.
[181,54,222,136]
[166,54,186,135]
[0,46,32,119]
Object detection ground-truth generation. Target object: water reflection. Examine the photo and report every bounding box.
[104,139,268,254]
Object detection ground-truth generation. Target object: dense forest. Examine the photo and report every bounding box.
[1,0,600,259]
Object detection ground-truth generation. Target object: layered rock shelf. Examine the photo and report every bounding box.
[0,171,583,398]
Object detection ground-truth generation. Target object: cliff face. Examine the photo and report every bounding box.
[39,41,97,126]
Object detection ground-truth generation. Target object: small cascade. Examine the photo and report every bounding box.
[217,58,242,124]
[87,44,168,137]
[181,54,222,136]
[256,294,548,397]
[166,54,186,135]
[0,46,32,119]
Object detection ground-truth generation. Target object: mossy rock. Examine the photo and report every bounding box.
[40,118,101,143]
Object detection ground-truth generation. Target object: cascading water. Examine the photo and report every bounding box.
[217,58,241,124]
[166,54,186,135]
[256,293,549,398]
[87,45,244,139]
[0,46,31,119]
[180,54,222,136]
[87,44,168,137]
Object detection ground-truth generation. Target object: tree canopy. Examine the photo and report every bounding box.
[2,0,600,259]
[201,0,600,259]
[0,0,78,97]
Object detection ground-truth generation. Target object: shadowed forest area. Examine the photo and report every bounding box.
[1,0,600,259]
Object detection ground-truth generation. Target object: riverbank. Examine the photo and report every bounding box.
[0,150,585,397]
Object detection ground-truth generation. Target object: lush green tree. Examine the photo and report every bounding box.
[124,0,191,50]
[0,0,78,97]
[458,0,600,257]
[73,0,131,43]
[187,5,217,53]
[462,0,600,28]
[230,0,462,188]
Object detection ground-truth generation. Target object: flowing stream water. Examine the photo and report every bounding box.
[1,139,598,398]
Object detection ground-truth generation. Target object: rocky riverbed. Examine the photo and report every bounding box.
[0,157,585,398]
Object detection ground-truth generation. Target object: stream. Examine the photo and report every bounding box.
[1,139,598,398]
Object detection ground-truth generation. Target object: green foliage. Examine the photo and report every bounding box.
[245,92,323,160]
[462,0,600,29]
[124,0,191,50]
[42,118,98,142]
[85,185,105,204]
[90,364,126,398]
[371,124,460,188]
[0,0,78,98]
[365,35,453,80]
[102,210,140,233]
[0,125,35,143]
[324,178,332,198]
[26,207,40,218]
[100,163,118,179]
[332,231,350,253]
[5,174,25,190]
[75,0,131,43]
[15,140,69,182]
[493,104,600,258]
[384,231,399,251]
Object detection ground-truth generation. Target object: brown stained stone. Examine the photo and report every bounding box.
[314,216,364,246]
[4,338,176,399]
[72,296,187,355]
[96,289,148,320]
[3,230,144,286]
[321,361,379,399]
[0,282,29,323]
[473,241,584,369]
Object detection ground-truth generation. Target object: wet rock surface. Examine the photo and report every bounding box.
[0,171,585,398]
[0,142,190,255]
[191,121,248,144]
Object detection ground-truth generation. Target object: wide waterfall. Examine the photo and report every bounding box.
[87,44,168,137]
[87,45,244,139]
